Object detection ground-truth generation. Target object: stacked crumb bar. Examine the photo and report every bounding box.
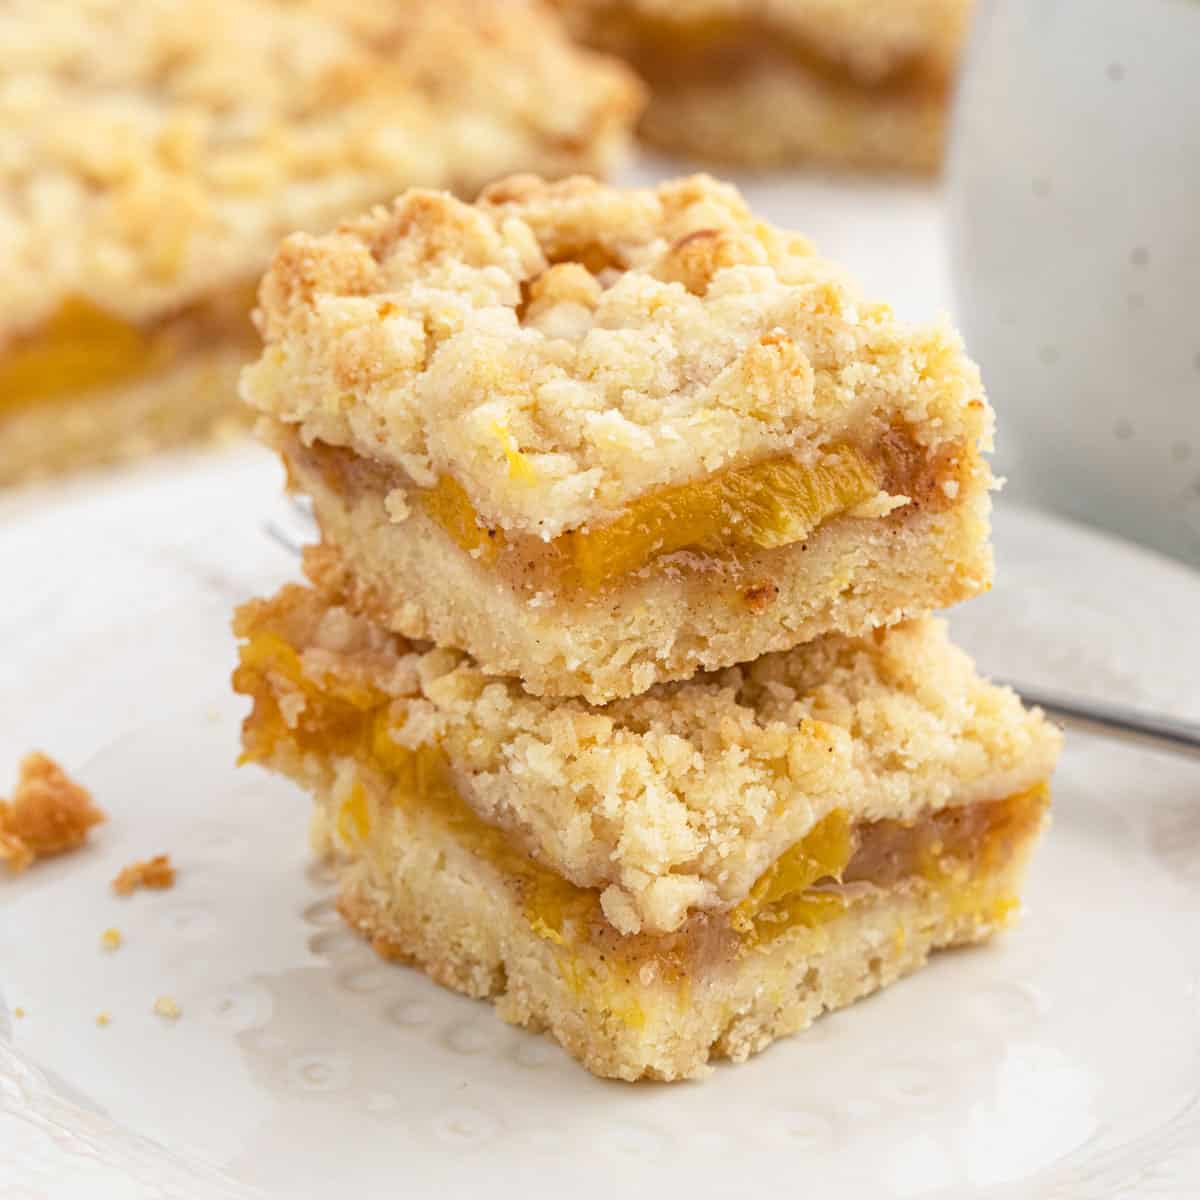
[234,175,1061,1081]
[0,0,641,485]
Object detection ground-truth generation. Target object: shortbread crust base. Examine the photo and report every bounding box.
[637,58,947,172]
[326,788,1039,1082]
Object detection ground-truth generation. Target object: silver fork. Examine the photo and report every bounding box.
[266,502,1200,761]
[987,682,1200,762]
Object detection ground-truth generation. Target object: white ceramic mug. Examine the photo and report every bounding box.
[948,0,1200,567]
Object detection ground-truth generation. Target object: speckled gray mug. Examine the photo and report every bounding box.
[948,0,1200,567]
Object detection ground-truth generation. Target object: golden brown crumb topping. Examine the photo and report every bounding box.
[0,0,642,333]
[111,853,176,895]
[243,174,992,537]
[0,753,106,873]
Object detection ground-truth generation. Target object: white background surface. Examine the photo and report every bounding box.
[2,166,1199,1198]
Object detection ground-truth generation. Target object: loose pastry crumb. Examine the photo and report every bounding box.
[14,1007,26,1019]
[100,927,123,951]
[0,753,106,873]
[96,1011,112,1027]
[112,854,176,896]
[153,996,181,1020]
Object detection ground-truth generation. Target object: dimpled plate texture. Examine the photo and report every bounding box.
[3,170,1200,1200]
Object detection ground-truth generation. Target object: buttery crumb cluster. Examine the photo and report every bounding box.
[235,174,1058,1080]
[0,753,105,872]
[112,853,176,895]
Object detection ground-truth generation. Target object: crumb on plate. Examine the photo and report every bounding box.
[100,927,123,951]
[153,995,181,1020]
[0,752,106,873]
[96,1011,111,1027]
[14,1006,26,1019]
[112,854,176,895]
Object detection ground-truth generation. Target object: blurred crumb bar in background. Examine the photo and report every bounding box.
[553,0,971,170]
[0,0,643,486]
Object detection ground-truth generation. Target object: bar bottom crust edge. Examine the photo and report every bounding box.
[635,61,947,173]
[311,773,1046,1083]
[0,346,248,486]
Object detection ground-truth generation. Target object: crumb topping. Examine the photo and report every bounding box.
[0,0,642,333]
[235,584,1060,935]
[153,995,181,1020]
[0,753,105,873]
[112,853,176,895]
[243,174,992,537]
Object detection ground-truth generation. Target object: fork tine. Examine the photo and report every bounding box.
[264,520,305,556]
[289,494,315,521]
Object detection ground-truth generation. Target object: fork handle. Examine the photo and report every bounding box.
[1000,681,1200,762]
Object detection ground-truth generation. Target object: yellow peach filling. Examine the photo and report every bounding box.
[0,299,164,414]
[730,809,855,940]
[420,474,506,561]
[585,10,952,96]
[732,785,1049,947]
[234,630,592,925]
[0,288,257,415]
[421,444,881,590]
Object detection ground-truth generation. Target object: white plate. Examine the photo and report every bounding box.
[3,444,1199,1200]
[2,156,1199,1195]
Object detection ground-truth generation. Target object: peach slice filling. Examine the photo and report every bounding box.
[421,443,883,590]
[287,420,976,601]
[582,11,953,101]
[0,299,164,415]
[0,288,257,415]
[235,627,1049,969]
[732,784,1048,947]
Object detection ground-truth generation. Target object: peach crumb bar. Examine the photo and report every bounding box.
[554,0,972,171]
[243,174,995,702]
[0,0,642,485]
[233,582,1060,1080]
